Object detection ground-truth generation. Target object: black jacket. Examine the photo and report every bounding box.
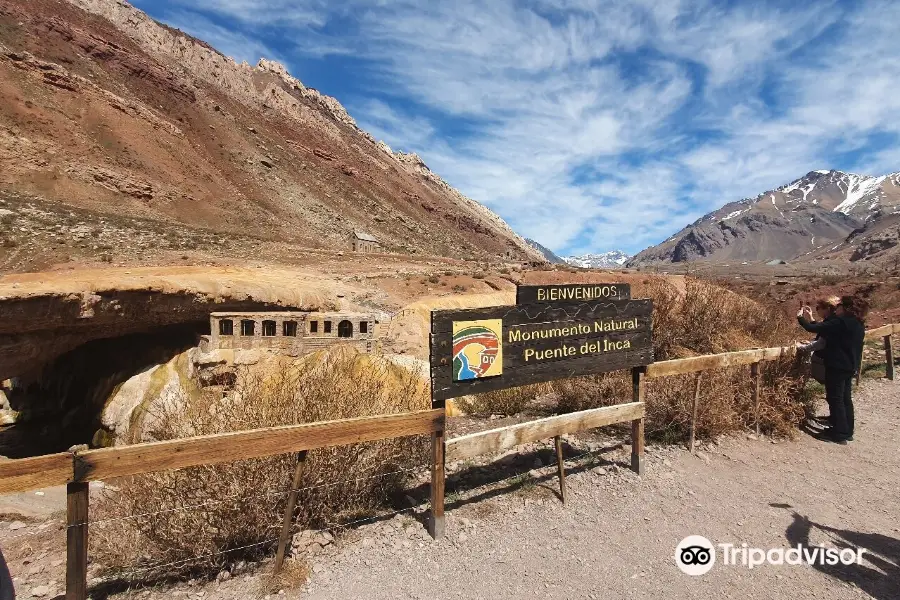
[0,546,13,600]
[798,314,865,374]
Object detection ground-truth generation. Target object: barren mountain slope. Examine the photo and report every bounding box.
[629,170,900,266]
[0,0,542,262]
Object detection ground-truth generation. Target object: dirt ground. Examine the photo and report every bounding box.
[1,378,896,600]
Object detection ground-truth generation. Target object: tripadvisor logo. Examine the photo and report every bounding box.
[675,536,715,576]
[675,536,866,575]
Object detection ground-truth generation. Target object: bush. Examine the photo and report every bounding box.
[451,284,467,293]
[552,278,807,440]
[553,372,630,414]
[427,275,440,284]
[643,357,807,442]
[634,277,795,360]
[458,384,547,417]
[92,348,429,578]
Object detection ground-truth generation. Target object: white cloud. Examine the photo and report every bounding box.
[156,0,900,255]
[170,0,333,27]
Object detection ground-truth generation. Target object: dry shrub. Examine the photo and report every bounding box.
[262,557,310,593]
[458,383,548,416]
[553,372,631,414]
[634,277,796,360]
[552,279,807,440]
[644,357,807,442]
[92,347,429,578]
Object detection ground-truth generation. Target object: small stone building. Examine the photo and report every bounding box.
[352,232,380,253]
[202,311,376,356]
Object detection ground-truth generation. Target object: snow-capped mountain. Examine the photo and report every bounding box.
[565,251,631,269]
[629,170,900,265]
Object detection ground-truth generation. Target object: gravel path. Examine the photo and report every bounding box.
[296,378,899,600]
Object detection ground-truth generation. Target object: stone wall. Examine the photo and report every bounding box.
[208,312,375,356]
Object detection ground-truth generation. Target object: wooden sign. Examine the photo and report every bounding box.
[430,295,653,403]
[516,283,631,305]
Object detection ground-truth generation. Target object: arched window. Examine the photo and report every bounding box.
[337,320,353,338]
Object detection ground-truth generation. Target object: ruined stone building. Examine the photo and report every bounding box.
[352,231,380,253]
[201,311,376,356]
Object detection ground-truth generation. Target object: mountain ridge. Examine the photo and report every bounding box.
[0,0,544,263]
[524,239,566,264]
[628,169,900,267]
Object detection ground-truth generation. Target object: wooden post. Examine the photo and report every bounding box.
[274,450,308,573]
[631,418,645,476]
[885,335,894,381]
[66,482,89,600]
[631,367,645,476]
[429,429,445,539]
[751,362,761,436]
[689,372,702,455]
[554,435,566,503]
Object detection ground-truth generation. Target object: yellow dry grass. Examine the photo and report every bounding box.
[0,265,337,310]
[91,345,430,579]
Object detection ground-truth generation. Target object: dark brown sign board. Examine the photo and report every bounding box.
[516,283,631,305]
[430,292,653,403]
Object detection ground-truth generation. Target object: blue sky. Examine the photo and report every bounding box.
[132,0,900,256]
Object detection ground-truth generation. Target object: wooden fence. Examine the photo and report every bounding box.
[0,323,895,599]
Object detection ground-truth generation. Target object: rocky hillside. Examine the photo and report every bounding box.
[0,0,543,265]
[565,251,630,269]
[524,238,566,264]
[629,170,900,266]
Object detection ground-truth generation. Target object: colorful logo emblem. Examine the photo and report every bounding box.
[452,319,503,381]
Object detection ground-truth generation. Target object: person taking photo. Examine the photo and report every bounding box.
[797,295,868,444]
[796,296,840,423]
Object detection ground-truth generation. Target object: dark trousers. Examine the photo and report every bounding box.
[825,369,854,438]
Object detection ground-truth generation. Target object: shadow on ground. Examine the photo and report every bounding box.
[402,440,628,528]
[773,506,900,600]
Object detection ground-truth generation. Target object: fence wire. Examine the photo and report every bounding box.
[99,499,430,584]
[79,435,624,588]
[0,522,64,544]
[82,463,427,529]
[88,459,430,584]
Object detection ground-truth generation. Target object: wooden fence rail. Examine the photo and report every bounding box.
[445,402,645,462]
[1,409,444,600]
[0,323,894,600]
[75,409,444,481]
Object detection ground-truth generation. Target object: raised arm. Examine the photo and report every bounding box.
[797,315,841,335]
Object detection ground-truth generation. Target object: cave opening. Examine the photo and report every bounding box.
[1,322,208,458]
